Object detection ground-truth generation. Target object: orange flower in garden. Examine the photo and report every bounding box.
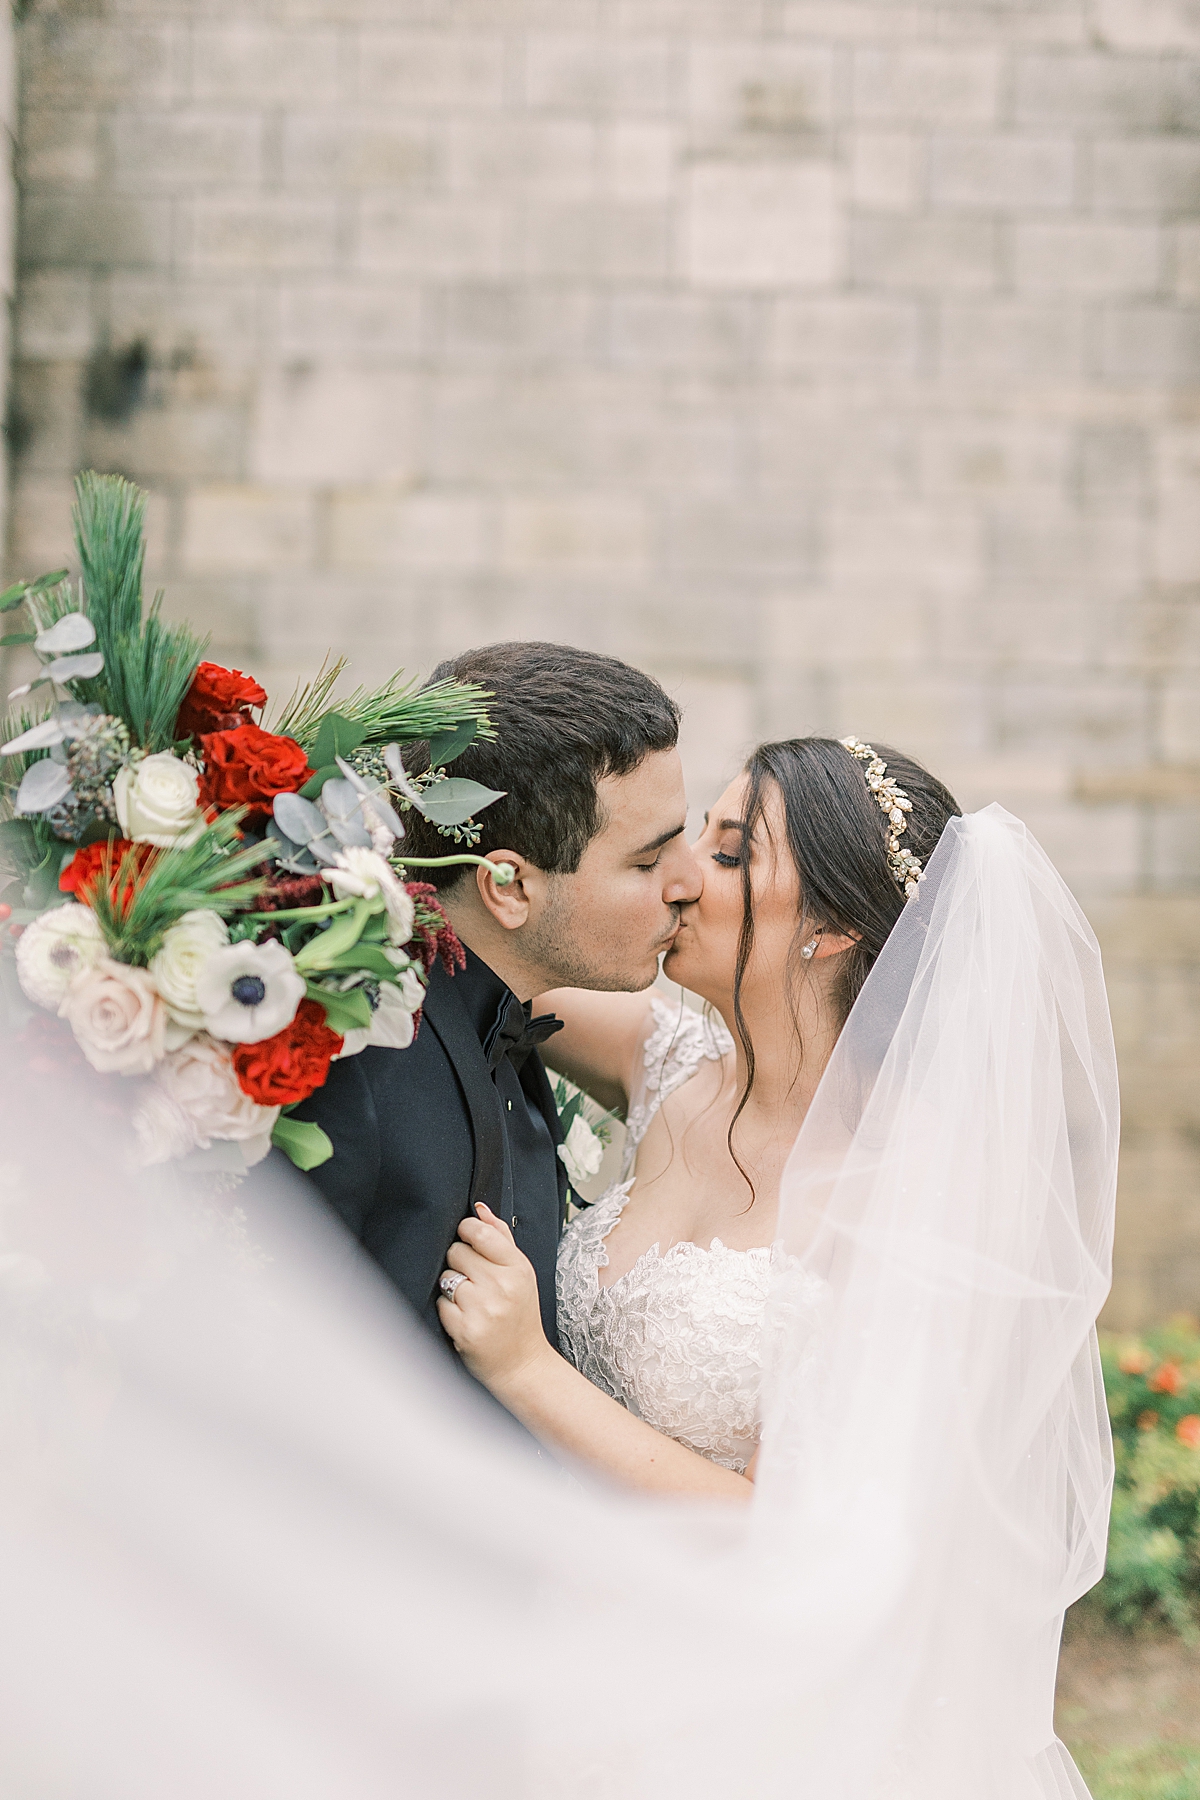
[1118,1344,1154,1375]
[1137,1410,1160,1431]
[59,839,155,911]
[1176,1416,1200,1451]
[1148,1362,1185,1396]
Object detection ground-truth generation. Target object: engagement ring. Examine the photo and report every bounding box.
[439,1272,466,1300]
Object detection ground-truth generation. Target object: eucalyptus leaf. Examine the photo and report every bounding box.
[327,815,372,848]
[0,581,28,612]
[415,777,506,828]
[427,716,478,768]
[1,718,66,756]
[310,711,366,772]
[273,790,328,845]
[382,743,424,805]
[15,758,73,814]
[298,764,337,800]
[305,982,372,1034]
[319,778,360,823]
[44,651,105,683]
[360,790,405,841]
[34,613,96,655]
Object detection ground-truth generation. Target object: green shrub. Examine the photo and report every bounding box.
[1094,1317,1200,1637]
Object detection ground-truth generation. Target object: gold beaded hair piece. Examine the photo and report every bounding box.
[839,737,924,901]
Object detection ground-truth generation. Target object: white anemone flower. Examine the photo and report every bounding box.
[326,847,416,946]
[335,979,421,1060]
[15,904,107,1010]
[194,939,305,1045]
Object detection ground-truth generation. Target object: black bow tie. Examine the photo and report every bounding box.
[483,994,564,1074]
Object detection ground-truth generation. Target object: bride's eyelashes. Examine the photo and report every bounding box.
[712,851,741,869]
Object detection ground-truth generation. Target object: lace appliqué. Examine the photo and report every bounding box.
[556,997,824,1476]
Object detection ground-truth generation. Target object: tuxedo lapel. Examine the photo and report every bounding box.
[420,961,507,1215]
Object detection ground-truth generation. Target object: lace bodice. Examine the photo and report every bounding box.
[556,997,787,1473]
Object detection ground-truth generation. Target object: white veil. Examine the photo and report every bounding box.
[0,805,1117,1798]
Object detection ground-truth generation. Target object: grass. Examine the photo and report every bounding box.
[1056,1605,1200,1799]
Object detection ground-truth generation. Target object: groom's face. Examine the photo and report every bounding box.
[529,748,702,991]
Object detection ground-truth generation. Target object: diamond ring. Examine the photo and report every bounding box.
[439,1271,467,1301]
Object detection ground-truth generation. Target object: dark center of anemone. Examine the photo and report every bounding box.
[49,944,77,968]
[230,974,267,1007]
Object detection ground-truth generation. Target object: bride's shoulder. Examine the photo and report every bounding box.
[641,994,734,1098]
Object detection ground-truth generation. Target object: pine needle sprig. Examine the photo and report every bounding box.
[73,471,207,752]
[87,812,270,966]
[275,664,496,754]
[271,653,349,745]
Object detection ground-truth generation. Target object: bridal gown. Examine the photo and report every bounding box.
[556,996,824,1474]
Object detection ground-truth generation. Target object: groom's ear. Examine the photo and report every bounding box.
[474,852,544,932]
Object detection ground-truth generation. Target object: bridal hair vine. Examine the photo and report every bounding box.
[839,737,924,900]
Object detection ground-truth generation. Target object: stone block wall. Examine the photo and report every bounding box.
[8,0,1200,1322]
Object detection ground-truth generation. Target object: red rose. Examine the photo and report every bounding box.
[231,998,343,1107]
[59,838,155,907]
[198,722,313,821]
[177,662,268,740]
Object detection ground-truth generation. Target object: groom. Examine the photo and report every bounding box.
[293,641,701,1356]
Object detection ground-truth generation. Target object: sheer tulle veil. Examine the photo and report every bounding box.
[0,805,1117,1797]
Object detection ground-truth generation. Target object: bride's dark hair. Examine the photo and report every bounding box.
[727,738,961,1190]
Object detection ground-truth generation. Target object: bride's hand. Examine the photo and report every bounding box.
[437,1205,552,1392]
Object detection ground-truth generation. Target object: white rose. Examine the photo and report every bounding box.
[15,903,106,1010]
[155,1032,280,1148]
[326,848,416,946]
[335,978,420,1060]
[131,1085,197,1166]
[557,1115,605,1188]
[59,957,166,1075]
[149,909,230,1030]
[194,938,305,1044]
[114,752,204,848]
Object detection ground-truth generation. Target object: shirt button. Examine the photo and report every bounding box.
[506,1099,512,1111]
[511,1215,520,1229]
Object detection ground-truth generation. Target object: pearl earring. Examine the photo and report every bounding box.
[800,936,819,960]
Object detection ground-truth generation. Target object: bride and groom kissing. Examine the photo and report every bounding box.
[295,636,961,1496]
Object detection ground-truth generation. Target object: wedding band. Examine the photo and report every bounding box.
[439,1271,466,1300]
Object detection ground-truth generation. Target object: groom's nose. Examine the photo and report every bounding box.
[662,836,704,906]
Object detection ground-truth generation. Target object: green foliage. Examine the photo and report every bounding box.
[72,471,207,750]
[274,657,495,757]
[1094,1319,1200,1638]
[1069,1741,1200,1800]
[87,812,268,966]
[271,1114,333,1171]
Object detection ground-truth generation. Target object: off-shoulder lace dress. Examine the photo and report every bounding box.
[556,996,796,1474]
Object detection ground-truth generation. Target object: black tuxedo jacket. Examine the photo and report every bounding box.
[291,957,568,1348]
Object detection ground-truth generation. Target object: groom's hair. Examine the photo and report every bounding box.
[401,641,681,886]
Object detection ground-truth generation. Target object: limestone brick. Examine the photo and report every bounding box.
[190,26,341,105]
[928,133,1075,211]
[328,489,490,571]
[23,194,172,269]
[1091,138,1200,213]
[498,493,650,574]
[1094,0,1200,51]
[107,112,265,190]
[850,214,998,290]
[685,40,837,141]
[1014,51,1200,132]
[18,107,98,185]
[1100,304,1200,380]
[523,35,678,116]
[1012,220,1161,294]
[181,485,316,573]
[356,197,507,278]
[280,116,437,192]
[682,160,842,289]
[13,272,92,359]
[936,300,1087,378]
[276,281,423,360]
[851,46,1000,124]
[186,197,338,271]
[1177,223,1200,297]
[250,366,420,486]
[356,32,507,110]
[849,132,920,212]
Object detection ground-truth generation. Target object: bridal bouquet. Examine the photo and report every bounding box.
[0,473,505,1176]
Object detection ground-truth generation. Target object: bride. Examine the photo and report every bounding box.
[435,734,955,1486]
